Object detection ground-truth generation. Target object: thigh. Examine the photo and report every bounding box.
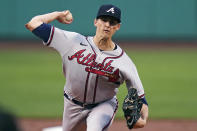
[62,98,89,131]
[86,97,118,131]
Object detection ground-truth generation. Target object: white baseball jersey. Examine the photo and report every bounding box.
[44,26,145,104]
[31,22,146,131]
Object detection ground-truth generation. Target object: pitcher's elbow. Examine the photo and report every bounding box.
[25,16,41,31]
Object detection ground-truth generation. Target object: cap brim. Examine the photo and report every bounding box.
[96,15,121,23]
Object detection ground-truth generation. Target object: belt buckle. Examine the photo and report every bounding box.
[82,103,88,108]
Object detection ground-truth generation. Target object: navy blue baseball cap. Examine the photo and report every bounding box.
[96,4,121,23]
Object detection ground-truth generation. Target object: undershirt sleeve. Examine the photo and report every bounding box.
[141,96,148,105]
[32,23,52,43]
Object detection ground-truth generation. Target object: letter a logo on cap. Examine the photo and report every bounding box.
[106,7,115,14]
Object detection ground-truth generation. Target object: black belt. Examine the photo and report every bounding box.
[64,93,99,109]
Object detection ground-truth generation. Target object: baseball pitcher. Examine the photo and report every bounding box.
[25,4,148,131]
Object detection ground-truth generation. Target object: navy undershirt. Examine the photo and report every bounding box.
[141,97,148,105]
[32,23,51,43]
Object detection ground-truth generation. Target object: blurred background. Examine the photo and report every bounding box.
[0,0,197,130]
[1,0,197,40]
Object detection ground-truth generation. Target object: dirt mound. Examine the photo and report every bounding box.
[18,119,197,131]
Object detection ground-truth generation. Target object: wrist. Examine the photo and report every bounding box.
[49,11,62,20]
[134,118,146,128]
[55,11,64,20]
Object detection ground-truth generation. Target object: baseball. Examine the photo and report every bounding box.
[65,11,73,21]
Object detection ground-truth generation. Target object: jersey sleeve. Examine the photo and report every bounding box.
[123,55,145,97]
[32,23,80,57]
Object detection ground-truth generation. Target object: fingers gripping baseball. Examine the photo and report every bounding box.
[57,10,73,24]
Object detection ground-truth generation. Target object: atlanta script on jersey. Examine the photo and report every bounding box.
[42,25,145,104]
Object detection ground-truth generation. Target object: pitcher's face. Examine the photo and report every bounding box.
[94,16,120,39]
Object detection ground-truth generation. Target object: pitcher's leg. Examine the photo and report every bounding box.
[86,97,118,131]
[62,98,89,131]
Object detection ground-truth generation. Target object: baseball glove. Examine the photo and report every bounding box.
[122,88,143,129]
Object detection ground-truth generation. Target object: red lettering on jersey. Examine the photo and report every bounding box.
[107,66,114,72]
[68,49,120,82]
[68,49,86,61]
[108,69,120,82]
[80,53,91,65]
[85,67,120,82]
[103,60,113,71]
[85,55,96,66]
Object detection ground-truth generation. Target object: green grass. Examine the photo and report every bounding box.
[0,47,197,119]
[0,49,64,118]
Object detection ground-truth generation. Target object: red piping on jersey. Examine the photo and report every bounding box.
[83,37,97,103]
[139,94,145,98]
[86,37,98,104]
[101,49,124,65]
[92,75,99,103]
[83,72,90,103]
[102,98,118,131]
[46,26,55,46]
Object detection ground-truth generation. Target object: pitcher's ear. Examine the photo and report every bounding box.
[116,23,121,30]
[94,19,98,27]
